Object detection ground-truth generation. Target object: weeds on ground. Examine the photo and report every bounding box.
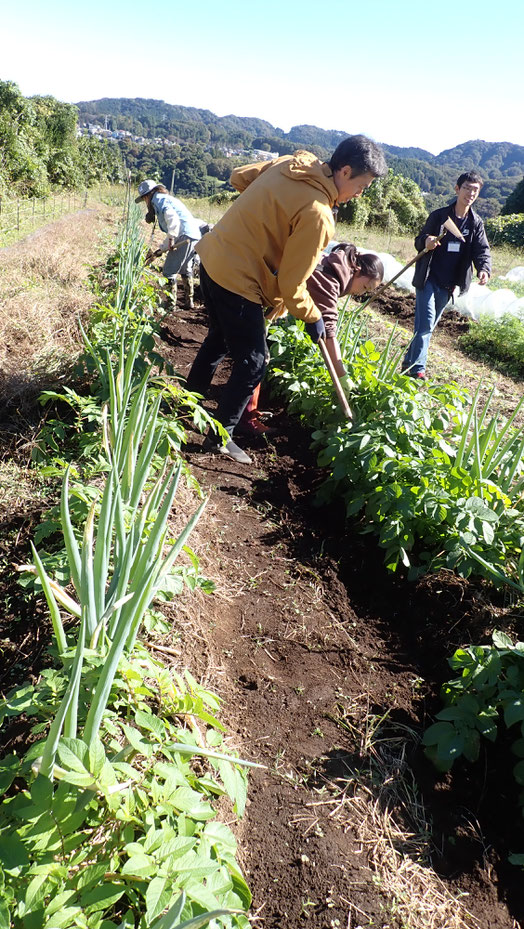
[302,697,480,929]
[459,311,524,379]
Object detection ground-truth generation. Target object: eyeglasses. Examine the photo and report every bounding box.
[461,184,480,192]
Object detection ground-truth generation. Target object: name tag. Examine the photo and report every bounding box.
[447,242,460,252]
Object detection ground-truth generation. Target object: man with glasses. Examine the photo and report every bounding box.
[402,172,491,380]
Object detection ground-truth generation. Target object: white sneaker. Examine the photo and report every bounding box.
[202,436,252,464]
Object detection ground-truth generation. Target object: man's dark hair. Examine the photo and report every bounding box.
[456,171,484,189]
[329,135,387,178]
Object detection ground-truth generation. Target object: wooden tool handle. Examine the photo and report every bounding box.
[362,229,448,308]
[317,338,353,421]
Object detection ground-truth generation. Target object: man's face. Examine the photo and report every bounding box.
[455,181,481,211]
[334,167,375,203]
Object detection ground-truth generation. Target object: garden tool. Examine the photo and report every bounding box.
[362,216,466,308]
[145,247,162,266]
[317,338,353,422]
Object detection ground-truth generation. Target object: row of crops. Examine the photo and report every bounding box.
[0,202,253,928]
[268,309,524,582]
[267,305,524,851]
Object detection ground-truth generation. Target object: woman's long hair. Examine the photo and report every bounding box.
[145,184,170,223]
[332,243,384,282]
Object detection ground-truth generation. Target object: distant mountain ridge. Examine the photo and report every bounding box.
[76,97,524,214]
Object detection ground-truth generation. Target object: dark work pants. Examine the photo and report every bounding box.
[186,265,268,435]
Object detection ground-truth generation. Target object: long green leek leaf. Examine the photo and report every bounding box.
[40,619,86,777]
[81,501,98,639]
[60,468,82,593]
[30,543,67,658]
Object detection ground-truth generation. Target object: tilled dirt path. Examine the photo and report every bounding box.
[157,295,523,929]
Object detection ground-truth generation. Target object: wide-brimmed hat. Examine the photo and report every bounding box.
[135,179,159,203]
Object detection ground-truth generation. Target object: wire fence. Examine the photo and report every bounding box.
[0,186,127,244]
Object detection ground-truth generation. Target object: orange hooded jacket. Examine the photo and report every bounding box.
[195,151,338,323]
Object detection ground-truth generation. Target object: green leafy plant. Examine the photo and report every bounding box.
[1,199,253,928]
[484,213,524,248]
[267,312,524,581]
[423,630,524,866]
[0,649,254,928]
[459,310,524,379]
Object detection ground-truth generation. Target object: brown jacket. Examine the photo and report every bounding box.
[306,248,356,338]
[195,152,338,323]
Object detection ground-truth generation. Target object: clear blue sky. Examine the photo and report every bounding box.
[2,0,523,154]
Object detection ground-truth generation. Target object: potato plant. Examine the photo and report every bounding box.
[267,311,524,581]
[423,631,524,866]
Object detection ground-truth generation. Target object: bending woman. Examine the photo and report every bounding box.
[135,179,202,308]
[239,244,384,436]
[306,243,384,394]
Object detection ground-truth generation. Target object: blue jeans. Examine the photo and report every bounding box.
[402,278,451,374]
[186,265,267,435]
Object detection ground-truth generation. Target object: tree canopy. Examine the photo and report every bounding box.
[0,80,124,197]
[338,170,427,234]
[501,176,524,215]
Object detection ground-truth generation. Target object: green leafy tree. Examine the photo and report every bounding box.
[501,176,524,215]
[0,80,124,196]
[338,169,427,234]
[171,151,208,196]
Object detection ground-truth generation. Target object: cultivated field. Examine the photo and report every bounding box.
[1,203,523,929]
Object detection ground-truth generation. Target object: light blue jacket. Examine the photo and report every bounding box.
[151,192,201,241]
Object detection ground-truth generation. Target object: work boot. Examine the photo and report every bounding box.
[181,276,195,310]
[202,434,252,465]
[166,278,178,307]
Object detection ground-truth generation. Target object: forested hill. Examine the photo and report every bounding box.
[76,97,524,216]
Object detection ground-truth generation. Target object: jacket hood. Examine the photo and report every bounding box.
[279,151,338,202]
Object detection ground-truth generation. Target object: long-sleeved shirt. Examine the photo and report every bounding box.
[306,247,356,338]
[151,191,202,252]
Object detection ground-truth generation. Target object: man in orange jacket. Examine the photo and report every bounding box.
[186,135,387,464]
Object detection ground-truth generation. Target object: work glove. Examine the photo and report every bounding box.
[305,318,326,343]
[339,373,354,400]
[145,248,162,266]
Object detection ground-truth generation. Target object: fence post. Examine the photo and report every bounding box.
[17,202,20,231]
[43,197,46,219]
[84,189,88,208]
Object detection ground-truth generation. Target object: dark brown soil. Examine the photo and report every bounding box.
[153,293,524,929]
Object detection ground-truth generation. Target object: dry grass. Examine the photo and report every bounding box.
[0,206,118,409]
[313,707,481,929]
